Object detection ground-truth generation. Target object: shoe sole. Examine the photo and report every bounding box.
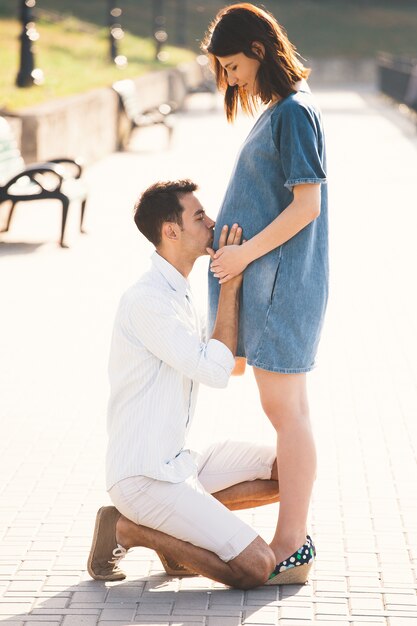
[264,562,312,585]
[87,506,126,581]
[157,551,196,577]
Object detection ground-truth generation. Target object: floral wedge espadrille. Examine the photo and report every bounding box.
[265,535,316,585]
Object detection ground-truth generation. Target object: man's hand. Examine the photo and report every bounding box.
[208,224,247,375]
[207,223,244,288]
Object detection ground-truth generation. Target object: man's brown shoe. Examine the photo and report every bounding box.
[87,506,127,581]
[157,552,197,577]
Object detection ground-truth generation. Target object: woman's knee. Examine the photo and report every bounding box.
[263,403,310,431]
[254,370,309,428]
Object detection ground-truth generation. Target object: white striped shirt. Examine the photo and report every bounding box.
[106,252,235,489]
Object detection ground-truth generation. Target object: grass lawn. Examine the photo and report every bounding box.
[0,14,193,111]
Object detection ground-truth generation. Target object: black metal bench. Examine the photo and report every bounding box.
[112,79,174,150]
[0,116,88,248]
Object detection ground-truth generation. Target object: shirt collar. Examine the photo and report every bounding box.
[151,251,190,298]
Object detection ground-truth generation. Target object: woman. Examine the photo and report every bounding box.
[203,3,328,584]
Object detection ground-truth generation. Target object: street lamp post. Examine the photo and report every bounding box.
[108,0,126,66]
[16,0,40,87]
[152,0,168,61]
[175,0,186,47]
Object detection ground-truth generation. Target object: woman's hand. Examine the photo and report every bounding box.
[210,232,250,284]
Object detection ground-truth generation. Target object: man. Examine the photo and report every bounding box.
[87,180,279,589]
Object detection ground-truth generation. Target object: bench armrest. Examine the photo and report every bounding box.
[47,158,83,179]
[3,164,65,194]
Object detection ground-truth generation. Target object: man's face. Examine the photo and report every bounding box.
[178,193,215,258]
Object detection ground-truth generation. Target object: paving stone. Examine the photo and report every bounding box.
[24,623,61,626]
[18,562,52,573]
[315,600,349,616]
[341,619,387,623]
[69,591,107,604]
[312,619,356,623]
[207,619,242,626]
[245,589,278,605]
[135,602,173,614]
[384,593,417,607]
[279,603,315,620]
[172,593,209,608]
[99,608,136,621]
[0,601,32,614]
[31,609,100,616]
[350,597,386,613]
[169,622,205,626]
[7,582,43,594]
[16,619,64,623]
[33,597,69,609]
[170,617,205,626]
[278,622,316,626]
[98,622,135,626]
[43,577,80,587]
[243,607,278,624]
[209,590,244,605]
[62,618,100,626]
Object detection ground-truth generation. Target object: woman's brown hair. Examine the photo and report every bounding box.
[202,3,310,122]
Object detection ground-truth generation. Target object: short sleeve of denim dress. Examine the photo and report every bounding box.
[208,84,329,373]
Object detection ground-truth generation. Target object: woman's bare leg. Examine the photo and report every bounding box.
[212,460,279,510]
[253,369,316,564]
[213,478,279,510]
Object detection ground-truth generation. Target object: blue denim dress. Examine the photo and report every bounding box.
[208,84,329,373]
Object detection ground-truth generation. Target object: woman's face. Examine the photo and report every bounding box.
[216,51,261,95]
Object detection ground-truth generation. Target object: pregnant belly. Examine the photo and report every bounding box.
[214,203,270,247]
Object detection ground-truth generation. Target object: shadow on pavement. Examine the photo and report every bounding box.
[1,575,305,624]
[0,241,45,256]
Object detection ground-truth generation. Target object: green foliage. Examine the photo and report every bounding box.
[0,13,193,111]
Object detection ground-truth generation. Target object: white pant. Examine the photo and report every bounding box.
[109,440,275,562]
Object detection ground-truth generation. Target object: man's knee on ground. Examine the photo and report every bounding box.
[229,538,275,590]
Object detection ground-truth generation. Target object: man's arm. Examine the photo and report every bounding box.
[127,226,241,389]
[209,224,246,374]
[211,280,240,355]
[126,226,245,389]
[127,292,235,389]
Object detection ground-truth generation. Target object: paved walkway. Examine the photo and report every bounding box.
[1,88,417,625]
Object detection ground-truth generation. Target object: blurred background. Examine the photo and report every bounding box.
[1,0,417,110]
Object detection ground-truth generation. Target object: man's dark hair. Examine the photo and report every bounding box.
[134,179,198,247]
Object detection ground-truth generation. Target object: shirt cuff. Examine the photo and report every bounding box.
[206,339,235,374]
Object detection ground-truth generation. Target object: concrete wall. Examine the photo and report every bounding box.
[3,116,23,151]
[10,67,182,165]
[17,87,119,165]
